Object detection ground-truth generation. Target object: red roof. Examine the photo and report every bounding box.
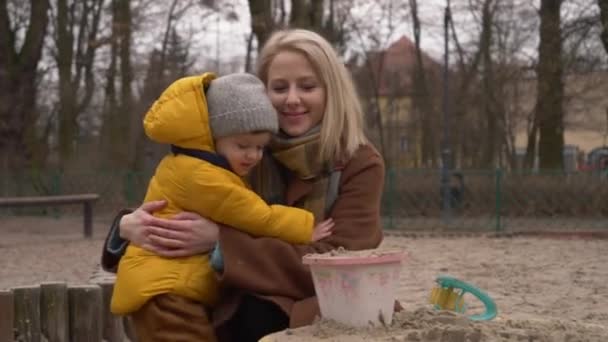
[352,36,441,97]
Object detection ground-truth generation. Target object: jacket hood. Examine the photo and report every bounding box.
[143,72,217,152]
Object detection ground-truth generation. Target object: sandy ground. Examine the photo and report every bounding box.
[1,215,607,340]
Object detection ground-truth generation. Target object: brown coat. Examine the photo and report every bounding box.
[212,144,385,330]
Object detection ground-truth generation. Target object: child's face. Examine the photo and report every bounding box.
[215,132,271,176]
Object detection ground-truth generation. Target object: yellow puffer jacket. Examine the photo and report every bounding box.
[111,73,314,315]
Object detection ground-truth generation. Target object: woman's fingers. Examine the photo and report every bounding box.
[142,215,193,232]
[139,200,167,213]
[171,211,203,220]
[148,226,189,242]
[146,235,200,258]
[131,208,218,255]
[148,234,186,250]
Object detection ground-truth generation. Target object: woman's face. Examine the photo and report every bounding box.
[266,50,326,137]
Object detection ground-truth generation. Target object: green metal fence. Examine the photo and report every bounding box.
[2,168,608,232]
[383,168,608,232]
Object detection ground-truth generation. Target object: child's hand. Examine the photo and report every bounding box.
[312,218,334,242]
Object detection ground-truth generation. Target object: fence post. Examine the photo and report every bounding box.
[40,282,69,342]
[13,286,42,342]
[69,285,103,342]
[124,171,135,206]
[84,201,93,238]
[0,290,14,342]
[495,168,503,232]
[386,168,395,229]
[98,281,127,342]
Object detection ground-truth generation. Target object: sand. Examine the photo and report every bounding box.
[265,308,608,341]
[1,215,607,341]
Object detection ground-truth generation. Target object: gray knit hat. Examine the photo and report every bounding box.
[206,73,278,138]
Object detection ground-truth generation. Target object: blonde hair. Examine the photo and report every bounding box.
[257,29,368,162]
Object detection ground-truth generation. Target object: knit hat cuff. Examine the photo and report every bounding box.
[210,106,278,138]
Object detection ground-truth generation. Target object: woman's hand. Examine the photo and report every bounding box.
[119,200,219,258]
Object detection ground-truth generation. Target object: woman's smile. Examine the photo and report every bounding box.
[266,50,326,137]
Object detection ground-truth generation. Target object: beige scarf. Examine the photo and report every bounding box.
[249,128,336,220]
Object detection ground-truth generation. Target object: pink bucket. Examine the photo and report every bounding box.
[303,249,406,327]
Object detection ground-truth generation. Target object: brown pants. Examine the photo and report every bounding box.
[130,294,217,342]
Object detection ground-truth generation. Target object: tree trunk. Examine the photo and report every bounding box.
[244,31,255,72]
[480,0,497,168]
[56,0,104,167]
[248,0,273,49]
[100,0,133,169]
[409,0,436,167]
[448,2,484,168]
[290,0,308,28]
[524,111,538,169]
[100,0,120,167]
[599,0,608,55]
[536,0,564,170]
[56,0,76,165]
[117,0,135,168]
[0,0,50,173]
[290,0,323,30]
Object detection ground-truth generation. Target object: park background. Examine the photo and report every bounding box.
[1,1,608,340]
[3,0,608,231]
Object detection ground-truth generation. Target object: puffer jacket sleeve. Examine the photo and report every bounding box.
[184,167,315,244]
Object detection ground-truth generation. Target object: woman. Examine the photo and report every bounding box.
[102,29,385,342]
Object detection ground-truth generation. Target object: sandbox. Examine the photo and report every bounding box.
[262,243,608,342]
[262,307,608,341]
[2,217,607,341]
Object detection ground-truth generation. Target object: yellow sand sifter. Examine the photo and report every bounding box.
[429,275,497,321]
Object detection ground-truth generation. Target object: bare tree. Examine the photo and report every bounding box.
[100,0,133,168]
[448,1,487,168]
[598,0,608,54]
[248,0,273,48]
[290,0,323,29]
[244,31,255,72]
[446,0,537,169]
[536,0,564,169]
[409,0,437,167]
[479,0,501,168]
[247,0,346,54]
[53,0,105,166]
[0,0,50,173]
[348,26,387,159]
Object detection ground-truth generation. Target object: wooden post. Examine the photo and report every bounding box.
[69,285,102,342]
[0,290,14,342]
[40,283,69,342]
[13,286,42,342]
[84,201,93,238]
[97,281,126,342]
[123,316,138,342]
